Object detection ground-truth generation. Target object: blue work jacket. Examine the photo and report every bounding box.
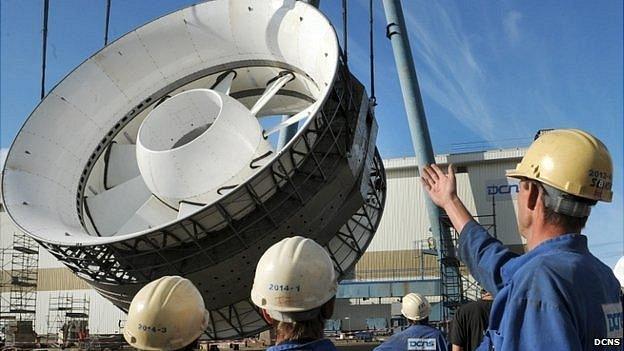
[267,338,338,351]
[373,324,449,351]
[459,220,623,350]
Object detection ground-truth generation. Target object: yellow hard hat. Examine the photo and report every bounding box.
[123,276,209,350]
[507,129,613,202]
[401,293,431,321]
[250,236,337,322]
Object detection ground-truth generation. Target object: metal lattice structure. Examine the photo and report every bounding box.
[438,209,498,324]
[2,1,386,339]
[0,247,13,337]
[47,293,90,346]
[0,233,39,346]
[7,233,39,321]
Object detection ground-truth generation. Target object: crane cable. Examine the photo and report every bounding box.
[369,0,376,105]
[104,0,112,45]
[40,0,49,100]
[342,0,348,65]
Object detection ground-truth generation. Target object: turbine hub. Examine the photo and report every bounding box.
[136,89,272,205]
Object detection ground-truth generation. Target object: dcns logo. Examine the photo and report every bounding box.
[407,338,436,350]
[485,179,520,202]
[594,338,621,346]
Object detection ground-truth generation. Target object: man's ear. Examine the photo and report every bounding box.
[527,182,540,211]
[260,308,274,325]
[320,297,336,319]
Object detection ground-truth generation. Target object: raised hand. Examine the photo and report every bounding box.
[421,163,457,208]
[421,163,472,232]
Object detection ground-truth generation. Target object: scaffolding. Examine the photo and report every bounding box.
[437,197,498,325]
[0,232,40,346]
[8,233,39,320]
[47,293,90,347]
[0,247,13,338]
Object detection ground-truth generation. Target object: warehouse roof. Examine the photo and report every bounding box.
[383,147,527,170]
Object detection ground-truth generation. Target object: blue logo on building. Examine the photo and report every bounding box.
[485,179,519,201]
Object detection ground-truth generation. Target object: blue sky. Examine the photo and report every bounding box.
[1,0,622,267]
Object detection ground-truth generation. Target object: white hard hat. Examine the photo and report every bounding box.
[123,276,209,350]
[614,256,624,287]
[401,293,431,321]
[250,236,338,322]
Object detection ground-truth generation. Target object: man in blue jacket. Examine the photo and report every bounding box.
[420,129,623,350]
[374,293,448,351]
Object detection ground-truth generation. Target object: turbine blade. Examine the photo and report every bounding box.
[211,71,236,95]
[250,72,294,115]
[105,143,140,188]
[115,196,178,235]
[177,201,205,220]
[85,176,151,236]
[264,103,316,136]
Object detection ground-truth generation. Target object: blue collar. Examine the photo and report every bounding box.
[270,338,336,350]
[500,233,588,283]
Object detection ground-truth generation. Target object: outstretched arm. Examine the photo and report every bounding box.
[420,164,472,233]
[421,164,518,294]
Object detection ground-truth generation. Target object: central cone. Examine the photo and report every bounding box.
[136,88,273,206]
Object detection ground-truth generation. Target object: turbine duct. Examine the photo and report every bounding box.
[1,0,386,339]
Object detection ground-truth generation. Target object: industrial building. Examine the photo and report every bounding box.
[0,147,526,337]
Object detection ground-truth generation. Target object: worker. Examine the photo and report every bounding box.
[250,236,339,351]
[420,129,623,350]
[373,293,448,351]
[449,289,493,351]
[123,276,209,351]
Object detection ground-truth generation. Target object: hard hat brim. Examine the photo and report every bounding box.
[505,168,524,179]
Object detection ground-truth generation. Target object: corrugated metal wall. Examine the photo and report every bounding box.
[331,299,392,331]
[37,268,91,291]
[1,268,89,293]
[355,250,439,280]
